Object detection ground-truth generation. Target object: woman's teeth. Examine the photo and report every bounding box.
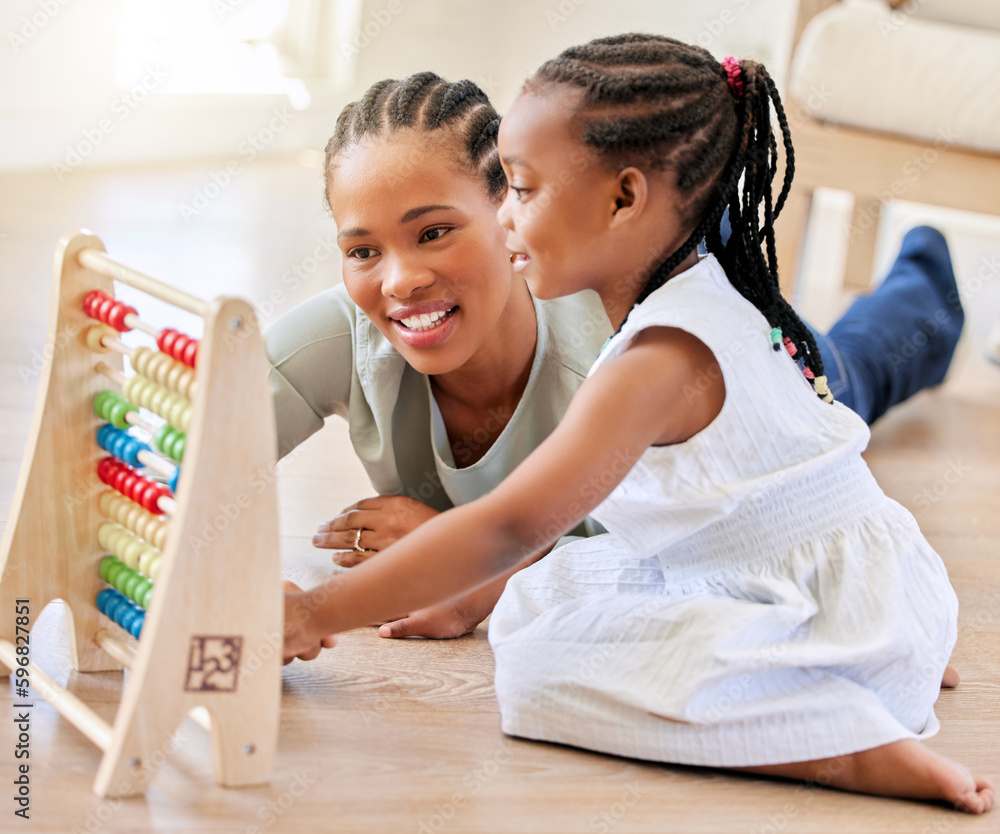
[400,308,454,331]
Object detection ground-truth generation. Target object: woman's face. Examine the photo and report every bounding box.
[328,132,514,377]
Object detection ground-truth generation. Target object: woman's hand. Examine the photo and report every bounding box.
[313,495,440,566]
[283,581,337,663]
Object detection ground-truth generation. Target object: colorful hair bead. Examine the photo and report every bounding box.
[721,56,744,99]
[783,337,797,358]
[769,327,783,352]
[813,374,834,403]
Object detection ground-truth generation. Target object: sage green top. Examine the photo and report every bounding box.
[265,283,612,519]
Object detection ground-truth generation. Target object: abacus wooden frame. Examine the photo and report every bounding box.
[0,230,283,799]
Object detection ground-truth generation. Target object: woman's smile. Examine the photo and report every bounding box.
[389,303,460,346]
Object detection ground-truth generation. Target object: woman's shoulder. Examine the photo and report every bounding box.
[265,283,402,367]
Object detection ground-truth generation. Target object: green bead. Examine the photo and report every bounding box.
[123,572,143,598]
[94,390,111,418]
[99,556,117,582]
[106,560,126,586]
[137,581,153,609]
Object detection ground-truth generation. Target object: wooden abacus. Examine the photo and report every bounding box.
[0,230,282,798]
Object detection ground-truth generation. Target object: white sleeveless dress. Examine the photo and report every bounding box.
[488,254,958,767]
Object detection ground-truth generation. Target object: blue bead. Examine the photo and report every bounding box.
[96,588,116,613]
[120,607,138,633]
[130,614,144,639]
[105,594,127,623]
[168,467,180,493]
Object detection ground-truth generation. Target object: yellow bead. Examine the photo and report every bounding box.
[86,325,116,354]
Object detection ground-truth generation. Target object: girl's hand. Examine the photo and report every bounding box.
[312,496,440,566]
[283,581,337,663]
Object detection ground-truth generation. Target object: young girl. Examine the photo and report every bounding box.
[283,36,992,812]
[271,71,963,639]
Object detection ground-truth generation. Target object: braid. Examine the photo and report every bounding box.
[531,34,831,402]
[324,72,506,205]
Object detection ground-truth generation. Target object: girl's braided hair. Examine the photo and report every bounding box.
[530,33,831,400]
[323,71,506,205]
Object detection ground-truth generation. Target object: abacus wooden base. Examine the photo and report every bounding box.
[0,231,283,798]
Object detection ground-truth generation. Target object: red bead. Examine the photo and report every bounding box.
[108,301,137,332]
[181,339,198,368]
[83,290,105,319]
[158,329,179,357]
[97,296,115,324]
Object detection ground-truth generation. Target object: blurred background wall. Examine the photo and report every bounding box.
[0,0,798,171]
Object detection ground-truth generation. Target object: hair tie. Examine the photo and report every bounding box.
[722,57,743,99]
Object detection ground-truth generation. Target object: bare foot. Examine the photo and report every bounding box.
[734,739,994,814]
[942,664,960,688]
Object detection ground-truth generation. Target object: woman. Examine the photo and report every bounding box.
[266,72,964,639]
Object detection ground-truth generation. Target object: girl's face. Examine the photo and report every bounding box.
[328,132,514,376]
[497,86,624,301]
[497,86,690,320]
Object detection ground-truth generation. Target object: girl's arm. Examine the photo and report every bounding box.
[284,326,723,660]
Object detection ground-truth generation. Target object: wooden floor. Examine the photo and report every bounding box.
[1,159,999,833]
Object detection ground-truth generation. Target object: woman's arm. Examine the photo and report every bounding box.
[284,326,724,659]
[266,286,358,457]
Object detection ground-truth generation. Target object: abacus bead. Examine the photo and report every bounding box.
[122,572,143,598]
[110,401,133,430]
[138,550,156,576]
[119,606,138,633]
[171,401,192,432]
[105,559,125,585]
[99,556,117,583]
[158,329,178,355]
[108,301,136,332]
[123,539,145,569]
[147,386,167,414]
[168,468,180,493]
[181,340,198,368]
[105,593,126,622]
[96,588,116,614]
[147,556,162,582]
[130,613,144,639]
[86,325,114,353]
[138,583,153,609]
[97,296,115,324]
[144,485,165,514]
[83,290,103,318]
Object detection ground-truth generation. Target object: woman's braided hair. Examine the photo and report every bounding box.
[531,33,830,400]
[324,71,506,204]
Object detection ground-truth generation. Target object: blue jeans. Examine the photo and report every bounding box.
[711,218,963,425]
